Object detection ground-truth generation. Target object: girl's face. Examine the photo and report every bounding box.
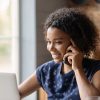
[46,27,71,63]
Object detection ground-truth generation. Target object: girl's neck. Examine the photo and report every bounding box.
[61,63,72,74]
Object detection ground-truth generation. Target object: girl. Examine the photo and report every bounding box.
[18,8,100,100]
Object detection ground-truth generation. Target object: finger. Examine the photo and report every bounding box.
[63,57,71,65]
[63,56,72,65]
[67,45,76,53]
[63,52,74,60]
[67,55,73,65]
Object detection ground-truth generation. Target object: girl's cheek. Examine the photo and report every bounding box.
[47,45,49,51]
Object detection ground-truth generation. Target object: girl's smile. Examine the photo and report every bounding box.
[46,27,71,63]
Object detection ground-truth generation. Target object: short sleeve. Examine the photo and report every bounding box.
[91,60,100,78]
[36,61,54,88]
[83,58,100,81]
[36,65,43,86]
[36,63,46,87]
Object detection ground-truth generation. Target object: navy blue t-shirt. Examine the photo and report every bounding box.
[36,58,100,100]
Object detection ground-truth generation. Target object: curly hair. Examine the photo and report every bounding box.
[44,8,98,56]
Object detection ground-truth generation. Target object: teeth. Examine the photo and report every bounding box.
[52,54,60,58]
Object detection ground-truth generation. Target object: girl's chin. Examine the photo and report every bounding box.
[53,59,63,63]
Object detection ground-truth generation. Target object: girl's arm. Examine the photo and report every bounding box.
[18,71,41,98]
[74,67,100,100]
[65,42,100,100]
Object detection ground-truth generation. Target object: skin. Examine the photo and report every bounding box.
[18,27,100,99]
[18,72,40,98]
[46,27,71,63]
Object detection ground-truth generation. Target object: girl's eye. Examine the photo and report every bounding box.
[55,41,62,44]
[46,40,63,44]
[46,41,51,44]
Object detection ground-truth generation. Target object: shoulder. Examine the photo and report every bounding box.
[83,58,100,80]
[36,60,62,77]
[35,60,61,87]
[36,60,55,72]
[83,57,100,65]
[35,60,54,86]
[36,60,61,73]
[83,57,100,69]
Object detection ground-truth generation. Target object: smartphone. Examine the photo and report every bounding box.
[63,40,75,65]
[63,50,72,65]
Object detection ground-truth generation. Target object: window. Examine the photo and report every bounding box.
[0,0,19,79]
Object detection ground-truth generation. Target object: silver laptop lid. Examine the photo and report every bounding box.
[0,73,20,100]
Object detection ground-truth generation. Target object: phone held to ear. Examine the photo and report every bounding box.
[63,50,72,66]
[63,40,75,65]
[63,57,70,65]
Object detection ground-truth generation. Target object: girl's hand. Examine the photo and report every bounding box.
[63,40,84,71]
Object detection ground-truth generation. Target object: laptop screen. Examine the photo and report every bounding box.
[0,73,20,100]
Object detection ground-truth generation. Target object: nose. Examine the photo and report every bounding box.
[47,43,55,52]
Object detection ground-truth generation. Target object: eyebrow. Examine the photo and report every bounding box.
[46,38,64,41]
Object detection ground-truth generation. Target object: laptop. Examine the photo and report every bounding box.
[0,73,20,100]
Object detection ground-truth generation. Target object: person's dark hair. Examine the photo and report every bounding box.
[44,8,98,56]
